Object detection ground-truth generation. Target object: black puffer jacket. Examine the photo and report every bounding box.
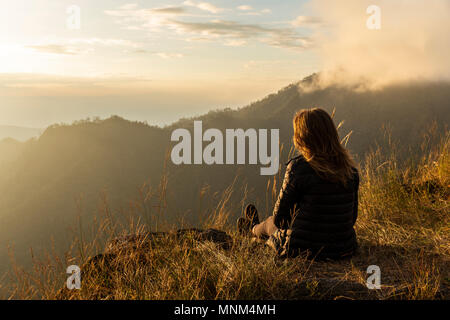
[267,155,359,260]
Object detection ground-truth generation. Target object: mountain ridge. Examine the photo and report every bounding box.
[0,125,42,141]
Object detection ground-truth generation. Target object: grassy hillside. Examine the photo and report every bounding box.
[4,129,448,300]
[0,76,449,278]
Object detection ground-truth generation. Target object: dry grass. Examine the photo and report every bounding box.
[2,129,449,300]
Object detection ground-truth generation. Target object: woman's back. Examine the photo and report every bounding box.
[240,108,360,260]
[269,155,359,259]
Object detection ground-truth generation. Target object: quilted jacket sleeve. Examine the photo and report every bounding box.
[272,161,302,229]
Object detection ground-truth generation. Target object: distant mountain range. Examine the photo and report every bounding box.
[0,75,449,273]
[0,125,42,141]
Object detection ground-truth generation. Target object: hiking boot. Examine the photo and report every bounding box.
[237,204,260,235]
[244,204,260,227]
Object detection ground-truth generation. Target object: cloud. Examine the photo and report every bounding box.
[133,49,148,54]
[155,52,184,59]
[105,5,188,31]
[169,20,268,38]
[291,16,322,27]
[27,45,79,55]
[128,49,185,58]
[237,5,253,11]
[26,38,142,56]
[224,39,247,47]
[263,34,312,50]
[237,6,272,16]
[182,1,224,14]
[167,19,312,50]
[105,4,312,50]
[118,3,139,10]
[151,7,187,15]
[306,0,450,89]
[105,5,186,27]
[66,38,141,48]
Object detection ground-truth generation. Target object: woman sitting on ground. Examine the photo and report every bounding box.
[238,108,360,260]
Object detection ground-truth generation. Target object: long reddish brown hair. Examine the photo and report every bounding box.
[293,108,355,185]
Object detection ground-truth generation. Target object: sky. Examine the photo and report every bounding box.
[0,0,448,128]
[0,0,321,127]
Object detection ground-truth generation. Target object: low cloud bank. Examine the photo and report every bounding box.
[306,0,450,89]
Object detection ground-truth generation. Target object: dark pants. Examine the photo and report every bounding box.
[252,215,278,238]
